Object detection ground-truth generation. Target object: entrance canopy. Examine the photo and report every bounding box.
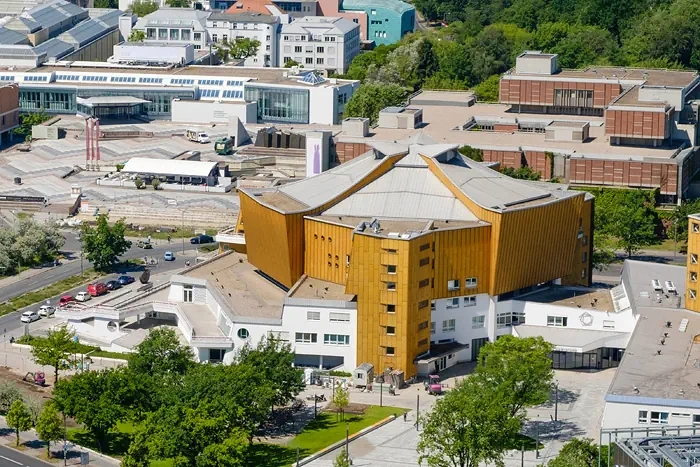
[513,325,628,353]
[77,96,151,119]
[77,96,151,107]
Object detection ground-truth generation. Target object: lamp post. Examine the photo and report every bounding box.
[535,415,540,459]
[380,381,383,407]
[554,382,559,422]
[181,210,185,255]
[416,390,420,431]
[345,421,350,462]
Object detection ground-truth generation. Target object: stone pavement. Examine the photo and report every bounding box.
[0,416,118,467]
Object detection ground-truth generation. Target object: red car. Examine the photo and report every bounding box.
[87,282,107,297]
[58,295,74,307]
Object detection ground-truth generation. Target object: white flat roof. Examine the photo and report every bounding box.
[121,157,217,177]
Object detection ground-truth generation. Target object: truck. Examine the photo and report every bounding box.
[186,129,210,144]
[214,137,235,155]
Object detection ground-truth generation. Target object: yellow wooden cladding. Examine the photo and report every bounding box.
[433,226,491,297]
[687,217,700,312]
[561,198,594,287]
[303,219,353,285]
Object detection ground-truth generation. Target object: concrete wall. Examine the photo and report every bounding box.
[602,400,700,430]
[171,99,257,124]
[62,29,122,62]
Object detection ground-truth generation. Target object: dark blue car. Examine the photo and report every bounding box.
[118,275,135,285]
[190,234,214,244]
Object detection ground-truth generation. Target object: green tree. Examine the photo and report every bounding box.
[344,44,399,81]
[54,368,133,451]
[500,166,542,180]
[235,335,304,408]
[550,25,619,68]
[134,177,144,189]
[418,376,521,467]
[283,59,299,68]
[547,438,606,467]
[592,233,616,271]
[29,324,76,383]
[366,36,439,90]
[333,448,351,467]
[129,0,159,16]
[129,30,146,42]
[6,400,33,447]
[594,189,658,257]
[0,381,23,413]
[13,110,50,139]
[475,335,554,418]
[25,396,43,425]
[196,430,249,467]
[36,402,64,458]
[215,38,261,62]
[332,385,349,421]
[473,75,500,102]
[151,178,161,190]
[458,145,484,162]
[94,0,117,7]
[344,83,407,124]
[165,0,189,6]
[671,199,700,246]
[80,214,132,271]
[129,328,194,377]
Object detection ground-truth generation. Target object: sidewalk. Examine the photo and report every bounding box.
[0,416,119,467]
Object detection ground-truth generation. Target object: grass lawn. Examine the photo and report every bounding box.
[641,238,682,252]
[125,228,218,241]
[287,405,407,455]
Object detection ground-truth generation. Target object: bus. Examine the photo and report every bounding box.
[214,137,235,155]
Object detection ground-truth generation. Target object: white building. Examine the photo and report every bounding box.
[279,16,359,74]
[133,8,209,50]
[110,42,195,66]
[206,12,279,67]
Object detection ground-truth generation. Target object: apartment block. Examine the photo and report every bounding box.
[279,16,359,74]
[133,8,210,50]
[206,12,279,67]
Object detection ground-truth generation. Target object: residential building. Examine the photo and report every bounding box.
[225,0,317,17]
[132,8,209,50]
[206,12,279,67]
[279,16,359,74]
[0,83,20,143]
[9,62,359,124]
[235,135,594,376]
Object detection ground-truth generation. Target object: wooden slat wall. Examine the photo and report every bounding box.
[687,218,700,312]
[524,151,553,179]
[605,109,669,139]
[336,142,370,163]
[499,78,620,109]
[304,219,353,285]
[561,198,594,286]
[568,159,678,195]
[432,226,491,297]
[481,149,523,169]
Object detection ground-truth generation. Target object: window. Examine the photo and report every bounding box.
[387,282,396,291]
[387,265,397,274]
[692,272,698,282]
[296,332,317,343]
[209,348,225,362]
[446,298,460,309]
[305,57,313,64]
[182,30,191,41]
[386,304,395,313]
[553,89,593,108]
[194,32,201,41]
[419,257,430,267]
[581,269,587,279]
[147,28,156,39]
[418,279,429,288]
[266,45,270,51]
[182,285,193,302]
[418,300,429,309]
[692,254,698,264]
[385,248,397,254]
[295,46,302,53]
[237,328,249,339]
[691,289,697,299]
[418,321,428,331]
[307,311,320,321]
[638,410,649,424]
[547,316,568,327]
[329,312,350,322]
[431,300,435,311]
[582,252,587,263]
[465,277,477,288]
[472,315,485,328]
[603,320,615,329]
[316,58,324,64]
[386,346,395,356]
[496,313,512,328]
[694,223,699,233]
[430,322,435,334]
[170,29,179,41]
[512,311,525,325]
[158,28,168,40]
[582,235,588,246]
[418,338,428,346]
[442,319,456,332]
[693,414,700,425]
[371,8,376,14]
[317,46,324,53]
[447,280,459,291]
[324,334,350,345]
[650,411,669,424]
[464,296,476,307]
[266,35,271,40]
[386,326,395,335]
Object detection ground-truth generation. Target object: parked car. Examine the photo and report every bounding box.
[190,234,214,244]
[58,295,75,307]
[105,280,121,291]
[20,311,40,323]
[37,305,55,317]
[164,251,175,261]
[137,240,153,249]
[118,275,135,285]
[87,283,107,297]
[75,291,91,302]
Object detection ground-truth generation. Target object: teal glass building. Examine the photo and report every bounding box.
[341,0,414,46]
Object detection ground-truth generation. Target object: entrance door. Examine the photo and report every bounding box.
[471,337,489,361]
[436,356,447,372]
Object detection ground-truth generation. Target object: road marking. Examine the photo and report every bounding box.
[0,454,24,465]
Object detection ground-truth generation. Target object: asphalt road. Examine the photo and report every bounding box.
[0,445,50,467]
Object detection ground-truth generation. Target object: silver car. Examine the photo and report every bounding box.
[20,311,40,323]
[38,305,55,317]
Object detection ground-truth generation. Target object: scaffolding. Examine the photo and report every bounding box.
[600,425,700,466]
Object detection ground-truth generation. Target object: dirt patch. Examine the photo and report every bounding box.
[0,366,52,397]
[325,402,368,415]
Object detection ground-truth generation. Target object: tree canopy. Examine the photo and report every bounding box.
[29,324,76,383]
[547,438,607,467]
[0,217,64,276]
[215,38,261,62]
[593,188,658,257]
[36,401,65,458]
[129,0,158,17]
[6,400,33,447]
[129,328,194,377]
[344,83,407,124]
[80,214,132,271]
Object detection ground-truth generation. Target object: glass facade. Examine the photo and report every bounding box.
[21,89,77,113]
[550,347,624,370]
[245,85,309,124]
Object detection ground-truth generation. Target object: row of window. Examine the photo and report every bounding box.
[171,78,195,85]
[200,89,220,98]
[199,79,224,86]
[639,410,700,425]
[306,311,350,322]
[448,278,478,290]
[83,76,108,82]
[0,75,14,81]
[111,76,136,83]
[283,56,336,66]
[227,80,244,86]
[445,296,477,308]
[294,333,350,345]
[145,28,195,42]
[283,35,338,42]
[222,90,243,99]
[24,75,48,82]
[140,77,163,84]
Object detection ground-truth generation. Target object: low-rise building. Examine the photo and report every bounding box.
[0,83,20,144]
[133,8,210,50]
[110,43,195,66]
[279,16,359,74]
[206,12,279,67]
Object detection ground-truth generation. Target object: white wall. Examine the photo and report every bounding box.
[508,300,638,334]
[65,316,125,344]
[171,99,257,125]
[206,19,278,67]
[638,86,684,111]
[602,400,700,431]
[430,293,490,360]
[278,22,359,74]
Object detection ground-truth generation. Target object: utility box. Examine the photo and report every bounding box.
[378,107,423,129]
[342,117,369,137]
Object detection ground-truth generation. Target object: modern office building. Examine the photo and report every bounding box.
[206,12,279,67]
[337,0,413,45]
[132,8,210,50]
[9,61,358,124]
[236,136,593,375]
[279,16,359,73]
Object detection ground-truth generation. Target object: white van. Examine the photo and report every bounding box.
[186,129,210,144]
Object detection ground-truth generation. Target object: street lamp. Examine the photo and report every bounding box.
[535,415,540,459]
[554,382,559,422]
[345,421,350,462]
